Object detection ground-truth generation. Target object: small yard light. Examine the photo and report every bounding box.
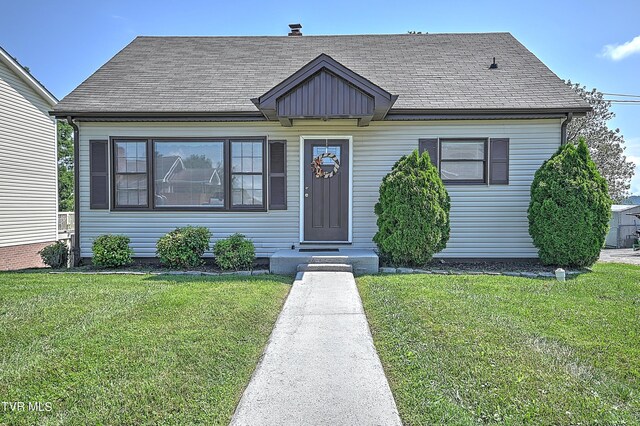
[555,268,566,282]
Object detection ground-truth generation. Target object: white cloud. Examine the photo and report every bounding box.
[602,35,640,60]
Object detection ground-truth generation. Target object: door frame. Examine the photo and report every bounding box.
[299,135,353,244]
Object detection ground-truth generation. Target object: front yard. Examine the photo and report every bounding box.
[0,272,290,425]
[358,263,640,425]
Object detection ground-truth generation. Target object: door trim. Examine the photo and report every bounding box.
[299,135,353,244]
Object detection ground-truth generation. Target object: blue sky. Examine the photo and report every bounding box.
[2,0,639,193]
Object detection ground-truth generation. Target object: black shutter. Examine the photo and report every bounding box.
[89,140,109,209]
[268,140,287,210]
[489,138,509,184]
[418,138,439,168]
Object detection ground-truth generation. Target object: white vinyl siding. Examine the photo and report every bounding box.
[78,119,561,258]
[0,61,57,247]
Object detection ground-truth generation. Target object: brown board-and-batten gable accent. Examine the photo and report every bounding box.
[251,53,398,127]
[89,140,109,209]
[419,137,509,185]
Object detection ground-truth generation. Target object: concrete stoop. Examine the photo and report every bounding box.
[270,249,378,275]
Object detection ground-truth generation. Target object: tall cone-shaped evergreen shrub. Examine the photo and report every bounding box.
[528,138,611,267]
[374,150,450,266]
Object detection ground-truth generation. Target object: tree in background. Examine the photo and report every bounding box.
[57,121,74,211]
[565,81,635,202]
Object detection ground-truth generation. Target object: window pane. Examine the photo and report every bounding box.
[312,146,340,165]
[232,174,263,206]
[115,141,147,173]
[232,140,263,173]
[154,141,225,207]
[115,174,147,206]
[441,141,485,160]
[441,161,484,181]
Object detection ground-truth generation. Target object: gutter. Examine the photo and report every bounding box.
[66,116,81,266]
[560,112,573,145]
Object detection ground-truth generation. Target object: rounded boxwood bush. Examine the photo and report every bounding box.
[92,234,133,268]
[39,241,69,268]
[214,233,255,271]
[528,138,611,267]
[373,149,450,266]
[156,226,212,269]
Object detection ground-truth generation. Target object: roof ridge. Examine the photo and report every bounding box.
[134,32,512,39]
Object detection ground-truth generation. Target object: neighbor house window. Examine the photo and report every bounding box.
[114,140,149,207]
[154,140,225,208]
[439,139,487,183]
[111,137,266,211]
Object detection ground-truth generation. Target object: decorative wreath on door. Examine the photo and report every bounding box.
[311,152,340,178]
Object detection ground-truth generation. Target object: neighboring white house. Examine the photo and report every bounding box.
[0,46,58,270]
[606,205,640,248]
[51,28,591,263]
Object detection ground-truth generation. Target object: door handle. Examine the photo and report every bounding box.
[304,193,309,198]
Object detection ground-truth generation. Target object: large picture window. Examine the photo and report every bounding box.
[111,137,266,211]
[154,141,225,208]
[439,139,487,183]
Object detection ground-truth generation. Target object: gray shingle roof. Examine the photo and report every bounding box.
[53,33,589,114]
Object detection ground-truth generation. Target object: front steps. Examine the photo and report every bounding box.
[297,263,353,273]
[270,249,379,275]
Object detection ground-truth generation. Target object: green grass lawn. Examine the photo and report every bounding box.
[0,272,290,425]
[358,263,640,425]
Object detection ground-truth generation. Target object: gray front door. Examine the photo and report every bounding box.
[304,139,349,242]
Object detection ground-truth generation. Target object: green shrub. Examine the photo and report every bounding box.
[156,226,212,268]
[528,138,611,267]
[92,234,133,268]
[373,149,450,266]
[39,241,69,268]
[214,233,255,271]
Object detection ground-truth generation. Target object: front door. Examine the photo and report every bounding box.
[303,139,349,242]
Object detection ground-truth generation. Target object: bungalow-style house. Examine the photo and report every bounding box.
[51,26,590,269]
[0,46,58,270]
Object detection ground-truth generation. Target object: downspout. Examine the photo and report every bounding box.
[67,116,81,266]
[560,112,573,145]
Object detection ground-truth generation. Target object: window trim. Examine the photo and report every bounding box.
[438,138,488,185]
[109,136,267,212]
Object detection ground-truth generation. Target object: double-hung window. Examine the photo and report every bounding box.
[231,140,264,207]
[439,139,487,184]
[113,140,149,208]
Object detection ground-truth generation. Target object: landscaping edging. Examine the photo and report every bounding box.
[378,267,584,278]
[49,269,270,276]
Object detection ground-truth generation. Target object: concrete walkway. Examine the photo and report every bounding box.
[231,271,402,426]
[599,248,640,265]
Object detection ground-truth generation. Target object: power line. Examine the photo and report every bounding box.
[602,92,640,98]
[605,99,640,103]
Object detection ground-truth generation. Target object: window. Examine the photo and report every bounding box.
[439,139,487,183]
[111,137,266,211]
[114,140,148,207]
[154,141,225,208]
[231,140,264,207]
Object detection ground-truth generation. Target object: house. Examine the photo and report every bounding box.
[51,26,590,268]
[0,46,58,270]
[606,205,640,248]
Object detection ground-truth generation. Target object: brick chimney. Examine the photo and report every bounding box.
[288,23,302,36]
